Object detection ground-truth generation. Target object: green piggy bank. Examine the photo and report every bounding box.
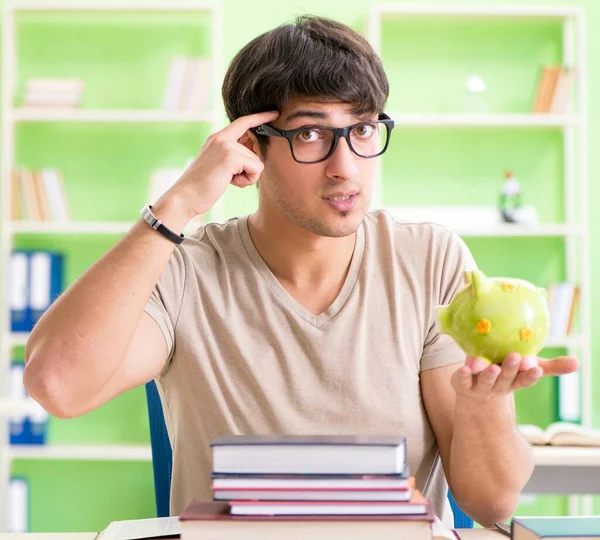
[436,270,550,365]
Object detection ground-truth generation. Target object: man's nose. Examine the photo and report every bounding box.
[324,137,359,181]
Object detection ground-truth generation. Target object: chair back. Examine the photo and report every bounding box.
[448,490,474,528]
[145,380,474,528]
[145,380,172,517]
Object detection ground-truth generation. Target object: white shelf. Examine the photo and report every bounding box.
[532,446,600,467]
[7,444,152,461]
[10,108,215,124]
[369,2,591,441]
[372,3,583,18]
[9,332,29,347]
[7,220,133,234]
[389,113,580,128]
[545,335,583,349]
[0,398,41,417]
[8,1,218,13]
[452,223,579,237]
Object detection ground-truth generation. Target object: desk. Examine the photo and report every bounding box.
[0,533,98,540]
[526,446,600,494]
[0,530,505,539]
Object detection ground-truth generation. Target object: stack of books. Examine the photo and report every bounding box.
[22,77,84,108]
[179,434,438,540]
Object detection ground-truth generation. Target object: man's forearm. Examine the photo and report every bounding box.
[449,394,534,526]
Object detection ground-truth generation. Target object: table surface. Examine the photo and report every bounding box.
[0,528,507,539]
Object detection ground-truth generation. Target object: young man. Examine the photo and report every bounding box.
[24,16,578,528]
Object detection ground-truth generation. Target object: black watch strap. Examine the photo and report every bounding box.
[140,205,185,245]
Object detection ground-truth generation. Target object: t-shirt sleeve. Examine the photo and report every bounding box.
[144,246,186,370]
[420,228,478,372]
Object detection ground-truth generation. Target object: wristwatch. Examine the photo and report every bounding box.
[140,205,185,245]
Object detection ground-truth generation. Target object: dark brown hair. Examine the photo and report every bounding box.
[222,15,389,151]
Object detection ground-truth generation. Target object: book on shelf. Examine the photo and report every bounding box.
[12,166,71,222]
[532,65,576,114]
[7,476,29,533]
[10,250,64,333]
[210,434,407,475]
[518,421,600,447]
[162,56,212,112]
[8,361,49,446]
[511,516,600,539]
[21,77,85,109]
[547,281,579,337]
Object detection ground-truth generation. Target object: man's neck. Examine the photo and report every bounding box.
[247,211,357,289]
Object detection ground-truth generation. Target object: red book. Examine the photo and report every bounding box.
[179,497,434,540]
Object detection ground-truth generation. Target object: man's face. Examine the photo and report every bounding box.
[256,98,380,238]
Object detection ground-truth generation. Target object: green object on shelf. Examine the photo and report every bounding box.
[436,270,550,365]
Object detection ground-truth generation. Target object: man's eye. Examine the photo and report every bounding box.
[296,130,321,142]
[354,124,375,138]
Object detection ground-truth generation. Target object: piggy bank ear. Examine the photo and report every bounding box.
[470,270,491,297]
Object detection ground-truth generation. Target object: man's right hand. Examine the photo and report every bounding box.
[158,110,279,219]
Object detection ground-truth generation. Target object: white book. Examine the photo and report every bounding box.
[519,421,599,446]
[162,56,188,110]
[10,252,29,326]
[7,478,28,533]
[25,77,85,92]
[97,516,180,540]
[29,252,52,315]
[24,91,83,107]
[41,168,70,221]
[183,57,212,111]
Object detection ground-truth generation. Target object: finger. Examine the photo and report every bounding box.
[222,110,280,140]
[494,353,521,390]
[518,355,538,372]
[474,363,502,392]
[465,356,490,374]
[452,365,474,393]
[537,356,580,376]
[512,366,543,390]
[230,148,265,187]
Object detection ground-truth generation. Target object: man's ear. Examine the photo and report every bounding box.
[238,130,261,156]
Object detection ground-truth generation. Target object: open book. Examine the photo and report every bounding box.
[518,422,600,447]
[96,516,180,540]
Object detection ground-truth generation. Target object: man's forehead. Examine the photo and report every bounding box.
[281,100,367,124]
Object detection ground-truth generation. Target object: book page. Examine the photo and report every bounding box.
[432,516,456,540]
[547,422,600,446]
[517,424,549,445]
[97,516,180,540]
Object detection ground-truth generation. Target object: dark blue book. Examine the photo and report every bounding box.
[512,516,600,539]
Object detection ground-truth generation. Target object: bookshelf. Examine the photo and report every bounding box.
[367,3,590,517]
[0,0,223,532]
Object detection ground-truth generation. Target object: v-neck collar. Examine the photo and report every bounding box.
[238,215,365,328]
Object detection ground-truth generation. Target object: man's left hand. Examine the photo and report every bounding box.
[451,353,580,399]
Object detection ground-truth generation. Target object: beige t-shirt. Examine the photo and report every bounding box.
[144,210,476,526]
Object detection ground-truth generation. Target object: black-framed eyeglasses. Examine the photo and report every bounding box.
[252,113,395,164]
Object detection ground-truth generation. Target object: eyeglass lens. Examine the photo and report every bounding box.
[291,122,389,163]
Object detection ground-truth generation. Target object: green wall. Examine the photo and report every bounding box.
[1,0,599,532]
